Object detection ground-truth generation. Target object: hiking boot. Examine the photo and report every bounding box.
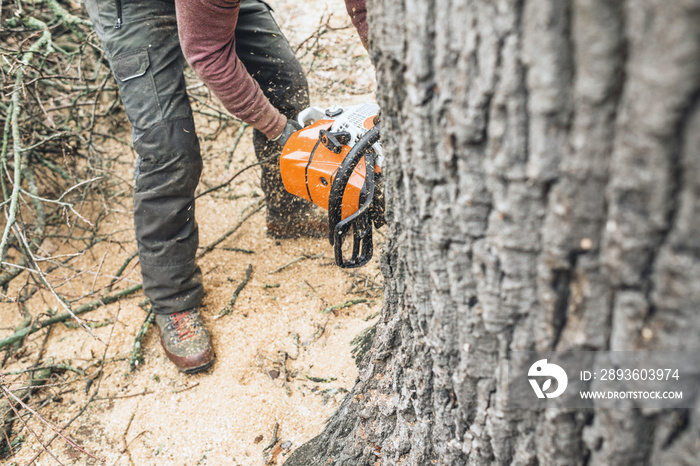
[155,309,214,374]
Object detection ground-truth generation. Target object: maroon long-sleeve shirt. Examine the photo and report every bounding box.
[176,0,368,139]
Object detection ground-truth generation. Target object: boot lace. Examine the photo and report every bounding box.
[168,310,201,343]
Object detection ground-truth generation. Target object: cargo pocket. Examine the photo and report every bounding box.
[114,49,149,81]
[112,49,162,138]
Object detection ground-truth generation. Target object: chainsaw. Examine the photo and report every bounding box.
[280,103,384,268]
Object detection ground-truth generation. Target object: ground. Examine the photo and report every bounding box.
[0,1,380,464]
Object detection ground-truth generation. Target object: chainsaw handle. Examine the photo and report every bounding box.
[328,124,380,268]
[333,150,375,268]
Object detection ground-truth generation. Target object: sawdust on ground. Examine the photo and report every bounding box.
[0,1,381,464]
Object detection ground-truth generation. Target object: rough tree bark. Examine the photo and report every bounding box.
[287,0,700,464]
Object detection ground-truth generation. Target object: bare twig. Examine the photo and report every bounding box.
[320,298,369,314]
[113,408,137,466]
[196,155,275,200]
[196,200,264,257]
[1,383,66,466]
[94,389,153,401]
[23,392,99,466]
[216,264,253,319]
[262,422,279,453]
[12,224,101,341]
[269,253,323,274]
[107,250,139,292]
[172,382,200,394]
[129,309,154,371]
[224,123,249,170]
[222,247,255,254]
[1,380,99,462]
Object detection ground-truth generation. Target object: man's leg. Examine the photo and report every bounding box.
[84,0,213,372]
[236,0,326,237]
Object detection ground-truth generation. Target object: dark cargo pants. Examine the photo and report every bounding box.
[84,0,310,314]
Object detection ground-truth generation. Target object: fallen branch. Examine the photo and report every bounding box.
[45,0,93,30]
[0,100,22,264]
[269,253,323,274]
[0,16,53,263]
[94,389,153,401]
[9,306,32,354]
[129,308,154,371]
[224,123,249,170]
[222,247,255,254]
[304,374,337,383]
[262,422,280,453]
[0,284,143,350]
[63,317,113,329]
[216,264,253,319]
[4,364,86,377]
[12,224,101,341]
[320,298,369,314]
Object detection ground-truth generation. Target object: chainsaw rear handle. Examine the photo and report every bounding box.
[328,124,380,268]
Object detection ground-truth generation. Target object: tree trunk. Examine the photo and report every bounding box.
[286,0,700,464]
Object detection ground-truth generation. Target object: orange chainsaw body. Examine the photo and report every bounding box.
[280,117,380,221]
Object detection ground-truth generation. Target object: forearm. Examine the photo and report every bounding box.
[175,0,286,139]
[344,0,368,49]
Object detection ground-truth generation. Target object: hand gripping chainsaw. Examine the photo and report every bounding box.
[280,103,384,268]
